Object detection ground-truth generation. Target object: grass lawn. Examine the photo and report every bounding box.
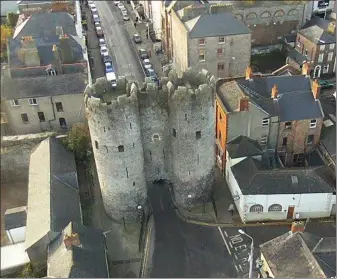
[251,50,287,73]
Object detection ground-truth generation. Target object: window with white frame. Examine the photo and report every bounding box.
[47,69,57,76]
[268,204,282,212]
[198,38,205,46]
[250,204,263,213]
[28,98,38,105]
[323,65,329,73]
[260,135,267,145]
[262,117,269,126]
[328,52,334,61]
[198,49,205,61]
[10,99,19,106]
[218,37,225,44]
[318,53,324,63]
[329,43,335,50]
[310,119,317,128]
[320,45,325,51]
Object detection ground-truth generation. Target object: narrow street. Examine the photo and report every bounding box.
[94,1,144,82]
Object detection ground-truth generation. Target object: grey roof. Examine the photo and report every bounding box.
[283,34,297,43]
[185,13,251,39]
[321,124,336,162]
[25,136,82,251]
[231,157,334,195]
[13,12,77,39]
[226,135,263,159]
[287,49,308,65]
[2,1,19,16]
[237,75,324,121]
[299,17,335,44]
[1,72,87,99]
[217,81,246,112]
[260,231,336,278]
[4,206,27,230]
[47,222,108,278]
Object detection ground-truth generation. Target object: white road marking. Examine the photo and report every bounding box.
[229,242,233,248]
[239,264,243,272]
[218,227,232,256]
[224,231,228,237]
[234,265,239,272]
[234,254,238,260]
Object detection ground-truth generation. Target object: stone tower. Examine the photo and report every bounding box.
[84,68,216,221]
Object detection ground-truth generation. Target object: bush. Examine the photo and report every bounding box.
[62,123,91,161]
[16,263,46,278]
[0,25,13,62]
[6,12,19,28]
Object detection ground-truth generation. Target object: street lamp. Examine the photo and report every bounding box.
[238,229,254,279]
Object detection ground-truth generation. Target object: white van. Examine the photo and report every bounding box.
[106,72,117,87]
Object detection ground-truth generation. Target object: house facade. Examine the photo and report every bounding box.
[215,65,325,168]
[289,16,336,78]
[170,5,251,78]
[225,153,335,223]
[303,0,336,22]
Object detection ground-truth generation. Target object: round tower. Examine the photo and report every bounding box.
[84,77,148,222]
[167,68,216,209]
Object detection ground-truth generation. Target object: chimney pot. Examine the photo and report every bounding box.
[302,62,310,76]
[291,221,305,233]
[63,233,80,249]
[238,96,249,111]
[245,66,253,80]
[312,79,320,100]
[271,84,278,99]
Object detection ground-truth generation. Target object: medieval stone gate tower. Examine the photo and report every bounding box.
[84,68,216,222]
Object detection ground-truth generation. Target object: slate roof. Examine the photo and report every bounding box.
[1,72,87,99]
[25,136,82,251]
[226,135,263,159]
[13,12,76,39]
[287,49,308,65]
[321,124,336,163]
[231,157,334,195]
[47,222,108,278]
[260,231,336,278]
[217,75,324,121]
[299,16,335,44]
[185,13,251,38]
[4,206,27,230]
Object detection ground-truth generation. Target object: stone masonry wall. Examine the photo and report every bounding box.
[84,68,216,221]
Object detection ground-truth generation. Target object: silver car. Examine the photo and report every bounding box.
[100,45,109,57]
[142,59,152,70]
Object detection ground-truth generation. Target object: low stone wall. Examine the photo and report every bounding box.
[1,132,55,184]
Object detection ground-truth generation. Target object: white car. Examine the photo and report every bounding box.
[88,1,94,4]
[118,3,125,9]
[99,38,106,47]
[91,7,98,13]
[142,59,152,70]
[89,3,96,9]
[100,45,109,56]
[123,14,130,21]
[121,10,128,16]
[114,1,120,6]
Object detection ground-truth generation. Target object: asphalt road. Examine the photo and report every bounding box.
[94,1,144,82]
[148,183,336,278]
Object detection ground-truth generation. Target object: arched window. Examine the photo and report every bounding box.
[246,12,258,20]
[287,9,298,16]
[261,11,271,18]
[273,10,285,17]
[268,204,282,212]
[234,14,243,20]
[152,134,160,141]
[250,204,263,213]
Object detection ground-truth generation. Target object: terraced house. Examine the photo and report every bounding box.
[1,11,87,135]
[215,64,325,169]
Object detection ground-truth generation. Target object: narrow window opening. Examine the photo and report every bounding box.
[104,127,106,132]
[118,145,124,152]
[196,131,201,139]
[21,113,29,123]
[38,112,45,122]
[149,150,152,161]
[197,154,200,164]
[133,143,135,147]
[130,123,132,129]
[185,114,187,121]
[172,128,176,137]
[157,168,160,174]
[188,171,191,175]
[282,137,287,146]
[105,146,108,153]
[126,167,129,178]
[95,141,98,149]
[163,149,165,158]
[108,127,110,131]
[133,181,135,186]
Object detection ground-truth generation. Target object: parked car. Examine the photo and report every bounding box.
[96,26,103,37]
[106,71,117,88]
[318,79,335,89]
[92,14,100,22]
[138,48,149,59]
[91,7,97,13]
[133,34,142,44]
[89,3,96,9]
[123,14,130,21]
[103,55,112,63]
[121,10,128,16]
[146,68,158,82]
[99,38,106,47]
[100,45,109,57]
[114,1,120,6]
[105,61,115,73]
[142,59,152,70]
[118,3,125,10]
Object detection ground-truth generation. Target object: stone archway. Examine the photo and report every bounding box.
[313,65,321,78]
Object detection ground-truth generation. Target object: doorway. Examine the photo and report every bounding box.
[59,117,67,128]
[313,65,321,78]
[287,205,295,219]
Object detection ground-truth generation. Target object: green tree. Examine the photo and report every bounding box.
[0,24,13,62]
[6,12,19,28]
[63,123,91,161]
[17,263,46,278]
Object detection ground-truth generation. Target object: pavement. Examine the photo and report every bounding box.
[94,1,144,82]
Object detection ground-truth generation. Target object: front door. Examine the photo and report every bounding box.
[287,206,295,219]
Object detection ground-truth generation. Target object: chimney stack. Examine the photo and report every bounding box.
[56,26,64,37]
[245,66,253,80]
[291,221,305,233]
[302,62,310,77]
[238,96,249,111]
[271,84,278,99]
[312,79,321,100]
[64,233,80,249]
[59,34,74,64]
[52,44,62,73]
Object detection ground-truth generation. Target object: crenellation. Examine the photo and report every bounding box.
[85,69,216,221]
